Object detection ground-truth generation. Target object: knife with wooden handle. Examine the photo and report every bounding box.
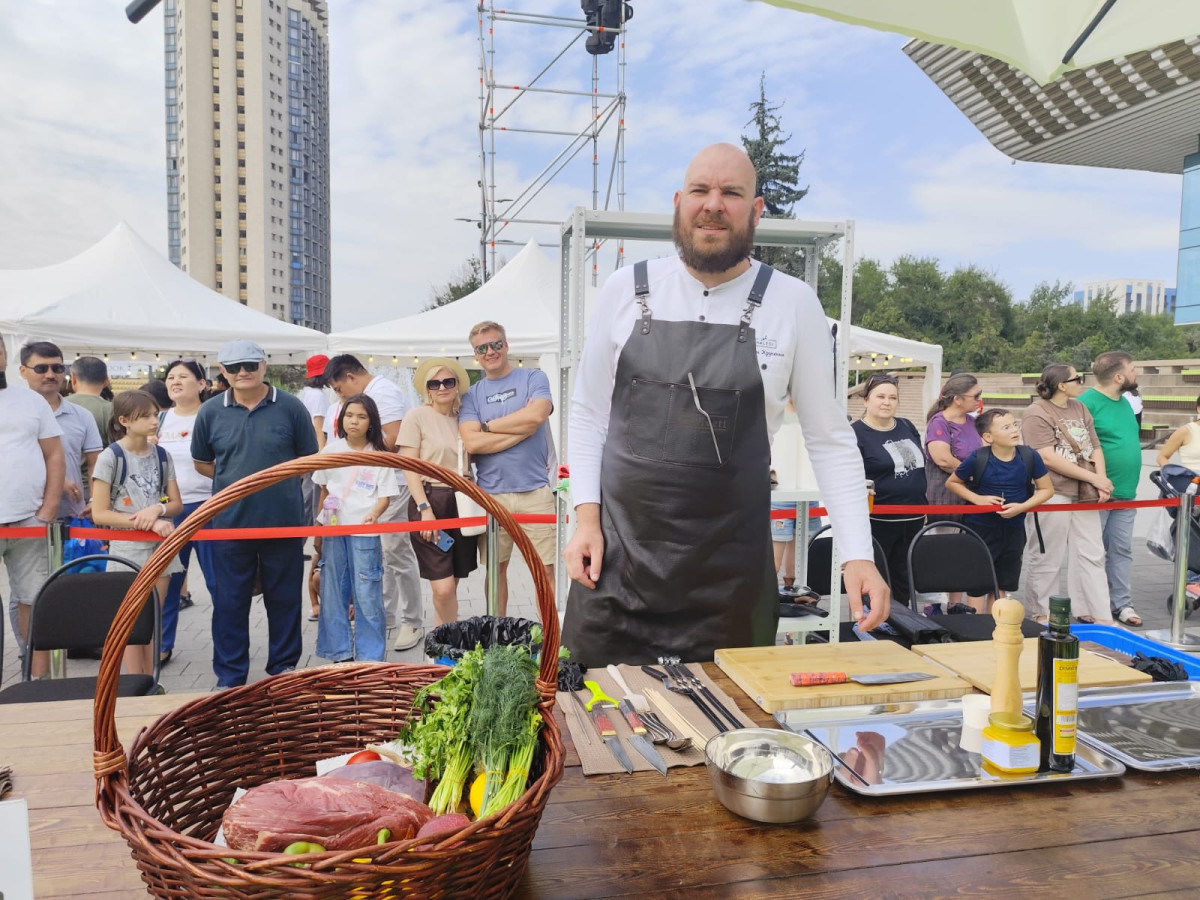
[589,705,634,773]
[790,671,937,686]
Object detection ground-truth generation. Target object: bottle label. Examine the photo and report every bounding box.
[1053,658,1079,755]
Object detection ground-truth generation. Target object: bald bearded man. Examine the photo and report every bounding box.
[562,142,889,666]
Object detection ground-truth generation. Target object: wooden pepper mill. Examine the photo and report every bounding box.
[991,596,1026,718]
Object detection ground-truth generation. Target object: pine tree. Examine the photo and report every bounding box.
[426,257,484,310]
[742,74,809,279]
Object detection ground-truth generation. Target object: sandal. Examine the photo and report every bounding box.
[1075,616,1096,625]
[1117,607,1143,627]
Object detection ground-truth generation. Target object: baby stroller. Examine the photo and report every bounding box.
[1148,463,1200,617]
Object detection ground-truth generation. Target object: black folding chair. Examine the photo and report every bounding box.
[906,522,1001,602]
[0,554,161,704]
[805,524,892,598]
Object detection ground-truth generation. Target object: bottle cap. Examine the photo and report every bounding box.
[987,712,1034,732]
[1048,595,1071,627]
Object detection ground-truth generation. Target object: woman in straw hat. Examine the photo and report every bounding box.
[397,357,478,624]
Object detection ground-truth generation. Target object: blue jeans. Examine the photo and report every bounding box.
[316,535,386,662]
[160,500,218,654]
[210,537,304,687]
[1099,506,1136,615]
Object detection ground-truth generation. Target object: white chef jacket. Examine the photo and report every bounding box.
[568,255,873,563]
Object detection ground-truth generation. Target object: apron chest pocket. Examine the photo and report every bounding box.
[626,378,740,468]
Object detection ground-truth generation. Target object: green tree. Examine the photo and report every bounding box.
[426,256,484,311]
[742,73,808,278]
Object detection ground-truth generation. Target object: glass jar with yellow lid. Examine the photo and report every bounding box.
[981,712,1040,776]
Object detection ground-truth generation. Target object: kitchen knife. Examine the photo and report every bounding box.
[627,733,668,776]
[618,699,678,769]
[589,704,634,773]
[789,671,938,686]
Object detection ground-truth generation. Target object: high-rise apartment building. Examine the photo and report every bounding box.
[1072,279,1176,317]
[164,0,331,332]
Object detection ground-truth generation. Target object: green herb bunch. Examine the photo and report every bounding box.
[468,642,540,816]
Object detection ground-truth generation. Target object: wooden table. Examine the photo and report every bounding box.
[5,674,1200,899]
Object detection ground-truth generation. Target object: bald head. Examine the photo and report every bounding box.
[673,143,764,281]
[681,143,758,197]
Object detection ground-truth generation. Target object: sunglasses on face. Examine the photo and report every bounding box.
[1063,375,1084,384]
[224,361,260,374]
[964,391,983,401]
[29,363,66,375]
[426,377,458,391]
[473,339,505,356]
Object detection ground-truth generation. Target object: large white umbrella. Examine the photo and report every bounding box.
[755,0,1200,84]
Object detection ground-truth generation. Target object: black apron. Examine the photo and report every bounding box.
[562,261,778,667]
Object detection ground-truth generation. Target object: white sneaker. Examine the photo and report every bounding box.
[393,625,423,651]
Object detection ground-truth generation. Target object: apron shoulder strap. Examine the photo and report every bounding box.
[633,260,652,335]
[738,263,774,342]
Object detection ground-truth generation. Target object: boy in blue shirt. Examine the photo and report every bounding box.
[947,408,1054,613]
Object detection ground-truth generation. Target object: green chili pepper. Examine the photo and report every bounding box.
[376,828,391,844]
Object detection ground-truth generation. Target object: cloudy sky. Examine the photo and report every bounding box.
[0,0,1184,331]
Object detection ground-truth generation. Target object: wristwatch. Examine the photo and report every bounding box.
[417,502,431,512]
[480,421,490,433]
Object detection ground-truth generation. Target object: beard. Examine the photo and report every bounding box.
[1121,378,1139,394]
[673,205,756,274]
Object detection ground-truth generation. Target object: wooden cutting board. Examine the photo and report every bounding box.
[911,638,1153,693]
[713,642,973,713]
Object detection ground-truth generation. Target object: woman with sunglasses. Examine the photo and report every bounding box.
[156,358,217,664]
[852,373,927,609]
[397,357,478,626]
[1021,365,1114,624]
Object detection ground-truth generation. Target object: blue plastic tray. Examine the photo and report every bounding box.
[1071,624,1200,679]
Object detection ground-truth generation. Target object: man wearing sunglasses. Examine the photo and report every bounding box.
[561,142,888,666]
[19,341,103,522]
[191,339,319,688]
[459,320,557,614]
[0,339,65,679]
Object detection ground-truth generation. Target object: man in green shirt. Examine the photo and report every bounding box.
[1079,350,1143,626]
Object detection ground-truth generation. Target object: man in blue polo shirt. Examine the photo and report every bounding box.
[192,339,319,688]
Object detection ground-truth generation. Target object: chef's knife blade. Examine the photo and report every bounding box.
[589,704,634,773]
[628,733,668,776]
[789,671,938,686]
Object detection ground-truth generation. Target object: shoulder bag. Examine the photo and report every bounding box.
[454,437,487,537]
[1036,399,1099,503]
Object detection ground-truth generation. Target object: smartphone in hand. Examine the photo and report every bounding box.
[434,530,455,552]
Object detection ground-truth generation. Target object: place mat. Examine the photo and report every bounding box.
[565,664,757,776]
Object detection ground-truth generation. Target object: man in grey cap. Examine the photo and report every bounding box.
[191,339,319,688]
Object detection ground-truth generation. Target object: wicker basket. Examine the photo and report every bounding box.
[93,452,563,898]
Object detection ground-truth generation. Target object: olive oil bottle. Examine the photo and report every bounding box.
[1034,595,1080,772]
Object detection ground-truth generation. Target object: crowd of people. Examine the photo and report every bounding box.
[0,321,560,690]
[830,350,1151,627]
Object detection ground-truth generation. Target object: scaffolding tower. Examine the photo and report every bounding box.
[475,2,629,283]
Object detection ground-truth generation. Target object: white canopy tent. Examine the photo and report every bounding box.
[327,239,560,359]
[0,221,327,376]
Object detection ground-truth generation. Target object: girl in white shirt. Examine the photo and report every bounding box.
[311,394,400,662]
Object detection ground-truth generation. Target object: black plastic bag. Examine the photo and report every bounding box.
[424,615,539,663]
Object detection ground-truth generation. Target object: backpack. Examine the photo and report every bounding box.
[108,442,170,503]
[970,445,1045,553]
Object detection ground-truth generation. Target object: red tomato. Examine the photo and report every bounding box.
[347,750,382,765]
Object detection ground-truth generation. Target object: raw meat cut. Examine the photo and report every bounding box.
[222,776,434,852]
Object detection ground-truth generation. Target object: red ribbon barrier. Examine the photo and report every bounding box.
[0,498,1179,540]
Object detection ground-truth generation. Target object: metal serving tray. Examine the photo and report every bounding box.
[775,698,1125,796]
[1074,681,1200,772]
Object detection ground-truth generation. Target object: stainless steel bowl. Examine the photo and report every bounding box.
[705,728,834,824]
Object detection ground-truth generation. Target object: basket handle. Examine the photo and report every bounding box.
[93,452,559,786]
